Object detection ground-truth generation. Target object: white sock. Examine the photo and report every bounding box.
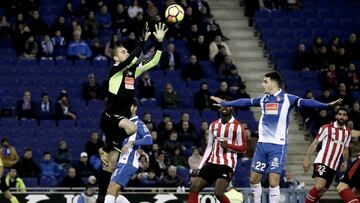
[269,186,280,203]
[251,183,262,203]
[115,195,130,203]
[104,195,116,203]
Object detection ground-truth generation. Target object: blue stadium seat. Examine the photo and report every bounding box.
[176,167,190,187]
[23,177,39,187]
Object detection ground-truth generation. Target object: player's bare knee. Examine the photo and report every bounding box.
[315,182,327,192]
[336,182,347,192]
[250,176,261,185]
[190,183,200,192]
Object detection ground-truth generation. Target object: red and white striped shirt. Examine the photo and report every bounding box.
[314,122,351,170]
[198,116,246,171]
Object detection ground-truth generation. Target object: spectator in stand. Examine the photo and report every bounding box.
[177,121,199,147]
[59,167,85,188]
[128,12,145,39]
[39,151,60,180]
[104,34,121,58]
[334,48,350,71]
[63,2,76,19]
[308,109,331,139]
[77,185,97,203]
[350,102,360,130]
[182,55,204,81]
[127,0,143,19]
[83,11,99,39]
[51,16,70,41]
[335,83,355,108]
[158,114,172,134]
[187,24,200,46]
[0,138,19,169]
[176,112,196,132]
[76,0,90,18]
[54,91,76,120]
[112,3,129,34]
[209,35,231,61]
[15,148,39,177]
[82,73,102,101]
[171,147,188,168]
[5,168,26,192]
[161,83,180,109]
[294,43,311,71]
[311,36,323,55]
[138,169,159,187]
[188,147,202,172]
[328,36,341,52]
[36,92,54,120]
[13,23,31,55]
[13,13,25,32]
[213,46,228,69]
[160,165,183,187]
[52,30,66,60]
[158,121,175,146]
[96,5,112,29]
[233,84,251,104]
[163,131,183,156]
[344,33,359,61]
[91,39,107,61]
[22,35,38,59]
[153,152,168,177]
[313,46,329,71]
[67,30,92,61]
[146,0,158,20]
[214,81,231,100]
[198,121,209,137]
[300,90,317,135]
[347,63,359,90]
[190,35,209,61]
[322,64,337,89]
[138,71,156,104]
[194,82,212,111]
[39,34,54,60]
[142,112,157,132]
[181,6,198,36]
[219,55,236,80]
[0,16,11,39]
[54,140,72,170]
[319,89,333,103]
[85,131,104,157]
[123,31,138,53]
[225,66,244,92]
[74,152,96,178]
[160,43,181,71]
[16,90,37,120]
[28,10,47,36]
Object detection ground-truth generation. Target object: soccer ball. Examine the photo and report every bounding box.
[165,4,184,23]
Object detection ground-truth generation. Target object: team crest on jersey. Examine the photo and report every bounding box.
[265,103,279,115]
[276,96,281,102]
[271,157,279,168]
[124,77,135,90]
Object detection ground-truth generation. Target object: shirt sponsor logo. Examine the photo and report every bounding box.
[265,103,279,115]
[124,77,135,90]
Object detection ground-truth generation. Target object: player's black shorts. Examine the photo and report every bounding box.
[340,159,360,189]
[100,112,129,145]
[197,163,233,185]
[312,163,336,188]
[0,176,9,192]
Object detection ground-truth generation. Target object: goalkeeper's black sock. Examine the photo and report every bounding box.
[97,168,112,203]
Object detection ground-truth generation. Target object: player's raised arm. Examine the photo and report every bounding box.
[111,23,151,74]
[210,96,260,107]
[135,22,168,78]
[297,97,343,108]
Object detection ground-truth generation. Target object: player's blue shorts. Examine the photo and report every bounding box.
[111,163,138,187]
[251,142,288,174]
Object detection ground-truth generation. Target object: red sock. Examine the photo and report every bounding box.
[339,188,359,203]
[219,195,230,203]
[305,186,320,203]
[188,192,198,203]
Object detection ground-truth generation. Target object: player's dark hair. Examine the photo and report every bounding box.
[41,92,48,97]
[111,44,124,58]
[265,71,283,88]
[24,147,32,152]
[1,138,8,145]
[336,107,348,115]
